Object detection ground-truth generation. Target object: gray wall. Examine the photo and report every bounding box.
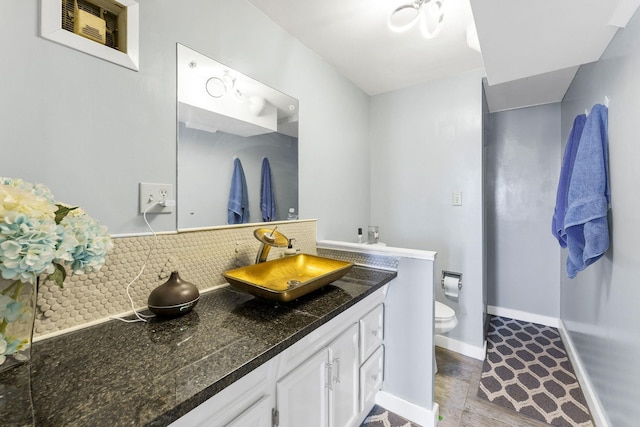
[560,8,640,426]
[370,69,486,351]
[486,104,562,318]
[0,0,371,239]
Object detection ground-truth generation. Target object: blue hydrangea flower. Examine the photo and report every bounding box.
[0,294,23,323]
[60,213,114,274]
[0,213,58,284]
[0,177,112,287]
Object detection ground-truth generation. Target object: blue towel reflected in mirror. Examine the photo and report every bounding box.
[261,157,276,221]
[228,157,249,224]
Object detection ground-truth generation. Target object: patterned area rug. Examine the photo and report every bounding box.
[478,316,594,427]
[360,405,420,427]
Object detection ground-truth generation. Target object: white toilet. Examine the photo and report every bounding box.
[434,301,458,373]
[435,301,458,335]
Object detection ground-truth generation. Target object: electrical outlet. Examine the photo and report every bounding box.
[139,183,173,214]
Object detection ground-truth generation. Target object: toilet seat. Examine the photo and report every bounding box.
[435,301,455,322]
[434,301,458,335]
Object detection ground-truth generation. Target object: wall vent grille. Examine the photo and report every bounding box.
[61,0,123,51]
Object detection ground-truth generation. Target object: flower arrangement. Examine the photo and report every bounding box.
[0,177,113,366]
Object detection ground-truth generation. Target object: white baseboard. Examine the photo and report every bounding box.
[487,305,560,328]
[375,391,439,427]
[434,334,486,361]
[558,321,610,427]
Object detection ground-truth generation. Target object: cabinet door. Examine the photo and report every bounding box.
[360,345,384,412]
[276,349,328,427]
[359,304,384,363]
[328,323,359,427]
[224,396,271,427]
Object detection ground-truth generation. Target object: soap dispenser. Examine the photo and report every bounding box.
[284,238,297,257]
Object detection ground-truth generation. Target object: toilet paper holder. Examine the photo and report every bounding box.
[441,270,462,290]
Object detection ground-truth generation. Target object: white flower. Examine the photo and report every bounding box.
[0,177,113,286]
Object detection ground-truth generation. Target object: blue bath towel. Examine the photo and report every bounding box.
[260,157,276,222]
[552,114,586,247]
[227,158,249,224]
[564,104,610,278]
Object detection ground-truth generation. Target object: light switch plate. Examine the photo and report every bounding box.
[452,191,462,206]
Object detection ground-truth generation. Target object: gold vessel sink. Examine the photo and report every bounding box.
[222,254,353,302]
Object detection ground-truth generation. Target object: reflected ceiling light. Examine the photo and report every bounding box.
[205,77,226,98]
[388,0,444,39]
[205,70,238,99]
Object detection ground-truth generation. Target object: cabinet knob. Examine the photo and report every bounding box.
[371,374,378,381]
[371,330,378,337]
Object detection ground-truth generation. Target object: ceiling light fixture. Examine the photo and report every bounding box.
[388,0,445,39]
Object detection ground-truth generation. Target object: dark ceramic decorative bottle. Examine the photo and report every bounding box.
[147,271,200,316]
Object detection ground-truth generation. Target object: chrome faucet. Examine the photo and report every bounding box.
[254,226,288,263]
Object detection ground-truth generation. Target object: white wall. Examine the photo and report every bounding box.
[560,7,640,426]
[0,0,370,239]
[369,69,486,350]
[486,103,562,318]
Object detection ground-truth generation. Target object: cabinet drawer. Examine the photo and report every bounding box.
[359,345,384,412]
[359,304,384,363]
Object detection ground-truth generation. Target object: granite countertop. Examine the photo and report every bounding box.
[0,266,396,427]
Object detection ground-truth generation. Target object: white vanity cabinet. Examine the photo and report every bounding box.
[275,323,359,427]
[171,286,387,427]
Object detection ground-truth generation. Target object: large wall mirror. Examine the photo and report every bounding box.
[177,44,299,230]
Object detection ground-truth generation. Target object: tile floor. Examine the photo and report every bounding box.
[435,346,551,427]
